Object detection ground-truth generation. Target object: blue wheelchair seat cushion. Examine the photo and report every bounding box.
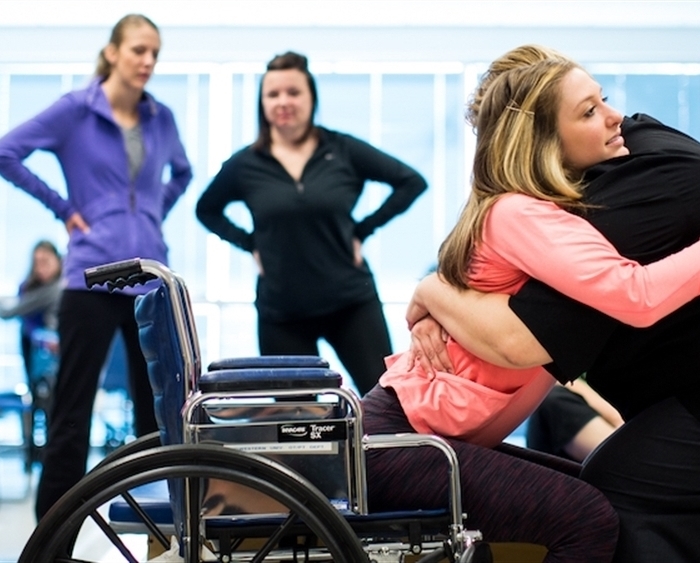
[199,367,342,393]
[208,355,330,371]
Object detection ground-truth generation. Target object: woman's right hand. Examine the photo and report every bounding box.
[252,249,265,276]
[65,212,90,234]
[406,315,453,374]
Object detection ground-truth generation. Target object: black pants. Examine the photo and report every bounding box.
[258,298,392,396]
[581,396,700,563]
[35,290,157,520]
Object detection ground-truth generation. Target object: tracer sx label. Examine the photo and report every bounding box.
[277,421,347,442]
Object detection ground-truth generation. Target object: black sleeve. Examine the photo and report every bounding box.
[345,135,428,241]
[195,154,254,252]
[508,278,618,383]
[623,113,700,154]
[509,117,700,383]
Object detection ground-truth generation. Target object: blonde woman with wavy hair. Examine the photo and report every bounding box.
[378,55,700,449]
[362,54,700,563]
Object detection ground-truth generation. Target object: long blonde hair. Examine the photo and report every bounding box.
[439,59,587,289]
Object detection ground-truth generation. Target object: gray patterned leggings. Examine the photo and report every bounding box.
[362,384,618,563]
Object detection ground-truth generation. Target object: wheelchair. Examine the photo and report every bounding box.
[19,258,492,563]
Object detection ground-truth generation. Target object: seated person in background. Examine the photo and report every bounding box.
[0,239,62,379]
[526,380,624,462]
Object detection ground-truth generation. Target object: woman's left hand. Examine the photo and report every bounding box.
[352,238,363,266]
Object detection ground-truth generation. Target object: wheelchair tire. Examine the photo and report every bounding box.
[20,443,368,563]
[88,430,162,472]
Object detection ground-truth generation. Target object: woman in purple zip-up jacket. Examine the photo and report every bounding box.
[0,13,192,521]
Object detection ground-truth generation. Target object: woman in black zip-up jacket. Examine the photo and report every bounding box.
[196,51,427,395]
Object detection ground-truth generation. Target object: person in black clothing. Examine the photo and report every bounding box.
[507,114,700,563]
[196,51,427,395]
[410,49,700,561]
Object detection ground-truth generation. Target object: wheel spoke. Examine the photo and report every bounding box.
[88,509,140,563]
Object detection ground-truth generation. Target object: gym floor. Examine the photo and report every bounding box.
[0,389,141,563]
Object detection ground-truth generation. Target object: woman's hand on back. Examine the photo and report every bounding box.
[406,315,453,374]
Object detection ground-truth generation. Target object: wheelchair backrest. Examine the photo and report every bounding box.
[135,285,186,446]
[132,264,368,517]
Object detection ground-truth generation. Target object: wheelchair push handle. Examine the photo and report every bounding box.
[84,258,158,291]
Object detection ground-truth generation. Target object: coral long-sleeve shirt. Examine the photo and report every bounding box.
[380,193,700,447]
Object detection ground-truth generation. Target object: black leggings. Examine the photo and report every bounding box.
[258,298,392,395]
[35,290,157,520]
[362,385,619,563]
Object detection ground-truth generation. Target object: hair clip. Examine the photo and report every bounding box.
[505,102,534,116]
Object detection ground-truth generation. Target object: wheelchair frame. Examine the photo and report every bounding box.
[19,258,490,563]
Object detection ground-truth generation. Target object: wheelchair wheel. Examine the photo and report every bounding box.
[20,444,368,563]
[88,430,161,472]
